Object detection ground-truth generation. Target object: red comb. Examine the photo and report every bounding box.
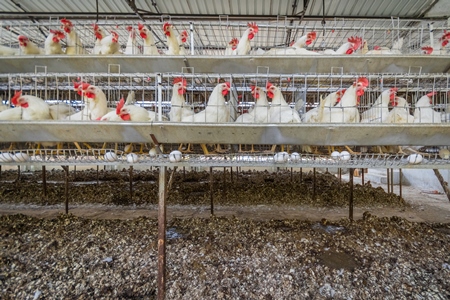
[442,39,449,47]
[11,91,21,106]
[266,82,273,90]
[225,82,231,89]
[348,36,362,49]
[116,98,125,115]
[126,26,133,32]
[357,77,369,87]
[163,22,170,31]
[427,91,437,97]
[307,31,317,40]
[60,19,72,26]
[247,22,258,33]
[93,23,99,31]
[229,38,239,45]
[250,85,256,92]
[138,23,144,30]
[18,35,28,42]
[181,30,188,37]
[173,77,187,86]
[421,46,433,54]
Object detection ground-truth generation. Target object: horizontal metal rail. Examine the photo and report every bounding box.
[0,122,449,146]
[0,149,448,170]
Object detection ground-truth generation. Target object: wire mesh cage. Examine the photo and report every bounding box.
[0,18,449,55]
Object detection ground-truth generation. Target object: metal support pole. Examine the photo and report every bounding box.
[313,168,316,200]
[300,167,302,182]
[157,73,163,121]
[73,165,76,181]
[349,168,354,221]
[339,168,342,183]
[210,167,214,215]
[62,166,69,214]
[390,168,394,193]
[189,22,195,55]
[399,168,402,199]
[386,169,390,193]
[290,167,293,183]
[17,165,21,181]
[96,165,99,185]
[42,166,47,198]
[230,167,233,183]
[157,166,167,300]
[361,168,364,185]
[129,166,133,202]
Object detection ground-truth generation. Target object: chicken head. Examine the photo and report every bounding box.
[306,31,317,45]
[266,82,277,99]
[426,92,437,104]
[93,24,103,40]
[389,88,398,105]
[247,22,259,40]
[251,85,261,99]
[73,81,90,96]
[11,91,27,108]
[421,46,433,54]
[163,22,173,37]
[229,38,239,50]
[138,23,148,38]
[221,82,231,96]
[18,35,29,47]
[60,18,73,33]
[50,30,65,43]
[346,36,362,54]
[116,98,131,121]
[173,77,187,95]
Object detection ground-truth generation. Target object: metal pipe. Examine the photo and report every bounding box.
[210,167,214,215]
[129,166,133,202]
[313,167,316,200]
[62,165,69,214]
[349,168,354,221]
[157,73,162,121]
[361,168,364,185]
[190,22,195,55]
[157,166,167,300]
[387,168,390,193]
[399,168,402,199]
[42,165,47,198]
[96,165,99,185]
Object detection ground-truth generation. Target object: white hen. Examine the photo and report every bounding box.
[168,77,194,122]
[60,18,85,55]
[361,88,397,123]
[234,22,259,55]
[323,36,362,55]
[414,92,441,123]
[387,96,414,123]
[266,82,301,123]
[138,22,160,55]
[235,86,270,123]
[303,89,346,123]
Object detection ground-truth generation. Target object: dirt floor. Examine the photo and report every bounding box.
[0,168,449,223]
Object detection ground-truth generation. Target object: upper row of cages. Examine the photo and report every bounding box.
[0,72,449,123]
[0,18,449,55]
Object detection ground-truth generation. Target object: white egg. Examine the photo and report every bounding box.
[438,148,450,159]
[13,152,29,162]
[407,154,423,164]
[127,153,139,163]
[340,151,351,161]
[274,152,289,163]
[0,152,14,162]
[331,151,340,160]
[290,152,300,162]
[104,152,118,162]
[169,150,182,163]
[149,148,158,157]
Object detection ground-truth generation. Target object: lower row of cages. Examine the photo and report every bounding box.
[1,72,449,122]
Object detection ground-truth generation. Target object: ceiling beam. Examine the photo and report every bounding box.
[8,0,47,38]
[0,12,447,22]
[124,0,145,22]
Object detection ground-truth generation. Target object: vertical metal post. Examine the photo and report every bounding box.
[157,166,167,300]
[210,167,214,215]
[390,168,394,193]
[0,165,2,180]
[386,169,390,193]
[17,165,21,181]
[361,168,364,185]
[73,165,76,181]
[313,168,316,200]
[230,167,233,183]
[183,166,186,180]
[300,167,302,182]
[96,165,99,185]
[157,73,163,121]
[339,168,342,183]
[399,168,402,199]
[349,168,354,221]
[62,166,69,214]
[189,22,195,55]
[129,166,134,202]
[290,167,293,182]
[42,166,47,198]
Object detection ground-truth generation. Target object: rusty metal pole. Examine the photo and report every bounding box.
[399,168,402,199]
[361,168,364,185]
[129,166,133,202]
[62,166,69,214]
[386,168,391,193]
[42,166,47,198]
[349,168,354,221]
[313,168,316,200]
[157,166,167,300]
[210,167,214,215]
